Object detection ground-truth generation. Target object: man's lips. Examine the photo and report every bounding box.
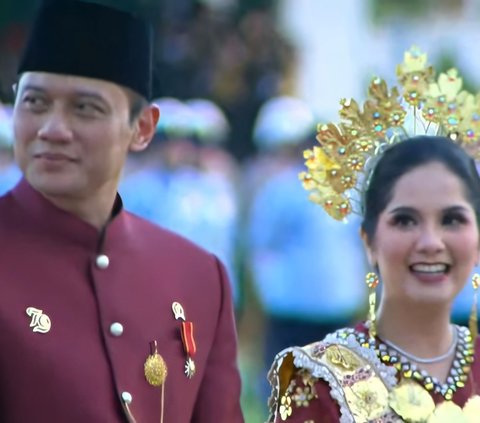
[34,152,76,161]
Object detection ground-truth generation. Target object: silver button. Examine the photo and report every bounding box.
[110,322,124,337]
[96,254,110,269]
[121,391,133,404]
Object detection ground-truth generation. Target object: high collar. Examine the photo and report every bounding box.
[11,178,131,252]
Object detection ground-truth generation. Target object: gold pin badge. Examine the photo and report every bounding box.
[144,341,168,387]
[26,307,51,333]
[172,302,186,321]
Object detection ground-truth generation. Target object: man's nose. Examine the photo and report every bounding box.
[37,111,73,142]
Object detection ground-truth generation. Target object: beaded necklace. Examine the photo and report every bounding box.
[338,326,475,400]
[379,325,458,364]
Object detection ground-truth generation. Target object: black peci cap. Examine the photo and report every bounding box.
[17,0,153,99]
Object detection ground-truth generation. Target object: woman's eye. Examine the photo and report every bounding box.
[443,213,467,226]
[392,214,416,227]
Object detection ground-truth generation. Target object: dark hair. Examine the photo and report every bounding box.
[128,91,148,125]
[361,135,480,243]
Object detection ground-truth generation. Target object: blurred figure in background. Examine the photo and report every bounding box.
[120,98,241,307]
[0,103,21,195]
[246,96,367,400]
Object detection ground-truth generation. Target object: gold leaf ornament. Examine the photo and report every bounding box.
[463,395,480,423]
[301,45,480,220]
[389,379,435,422]
[427,401,468,423]
[344,378,389,422]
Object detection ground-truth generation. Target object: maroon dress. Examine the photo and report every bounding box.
[269,323,480,422]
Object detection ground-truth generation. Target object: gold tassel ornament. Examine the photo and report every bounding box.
[365,272,379,339]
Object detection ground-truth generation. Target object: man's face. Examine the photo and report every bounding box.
[13,72,137,201]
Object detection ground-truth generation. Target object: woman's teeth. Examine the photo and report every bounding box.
[411,264,448,273]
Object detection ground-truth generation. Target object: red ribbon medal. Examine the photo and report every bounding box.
[181,321,196,378]
[172,301,197,379]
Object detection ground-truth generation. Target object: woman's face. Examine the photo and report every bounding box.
[364,161,480,305]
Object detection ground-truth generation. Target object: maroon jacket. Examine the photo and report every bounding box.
[0,179,244,423]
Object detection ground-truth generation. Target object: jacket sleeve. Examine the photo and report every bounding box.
[191,256,244,423]
[272,373,340,423]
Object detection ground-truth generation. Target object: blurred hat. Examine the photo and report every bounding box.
[186,99,230,145]
[0,104,14,150]
[253,96,316,150]
[153,98,197,140]
[18,0,153,99]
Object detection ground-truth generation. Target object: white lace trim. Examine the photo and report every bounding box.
[268,328,400,423]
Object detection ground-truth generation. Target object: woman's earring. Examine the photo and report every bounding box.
[470,273,480,345]
[365,272,379,339]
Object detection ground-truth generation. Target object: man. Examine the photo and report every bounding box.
[0,1,244,422]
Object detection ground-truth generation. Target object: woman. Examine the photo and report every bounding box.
[268,48,480,422]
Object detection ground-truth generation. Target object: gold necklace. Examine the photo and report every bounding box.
[337,326,475,400]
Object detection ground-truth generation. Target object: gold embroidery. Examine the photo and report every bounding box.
[325,345,361,371]
[279,393,293,421]
[292,385,315,407]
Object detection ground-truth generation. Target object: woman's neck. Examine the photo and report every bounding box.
[376,299,453,359]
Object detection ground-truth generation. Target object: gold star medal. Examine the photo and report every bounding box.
[144,341,168,387]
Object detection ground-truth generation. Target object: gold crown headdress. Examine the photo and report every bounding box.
[300,46,480,221]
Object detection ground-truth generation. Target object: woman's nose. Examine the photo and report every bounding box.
[415,225,445,254]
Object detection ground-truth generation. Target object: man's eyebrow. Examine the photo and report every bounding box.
[18,84,45,93]
[74,90,109,103]
[18,85,109,104]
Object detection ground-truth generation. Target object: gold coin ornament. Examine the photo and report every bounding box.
[144,341,168,387]
[389,379,435,422]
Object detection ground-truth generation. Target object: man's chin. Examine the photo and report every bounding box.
[27,175,81,199]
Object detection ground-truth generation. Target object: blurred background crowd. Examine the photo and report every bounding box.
[2,0,480,421]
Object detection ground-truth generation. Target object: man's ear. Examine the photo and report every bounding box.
[129,104,160,152]
[360,228,376,267]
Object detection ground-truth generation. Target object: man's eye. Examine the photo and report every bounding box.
[22,95,46,107]
[75,102,104,115]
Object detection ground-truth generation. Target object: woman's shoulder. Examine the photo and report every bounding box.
[267,327,399,422]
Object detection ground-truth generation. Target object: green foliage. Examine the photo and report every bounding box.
[369,0,430,24]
